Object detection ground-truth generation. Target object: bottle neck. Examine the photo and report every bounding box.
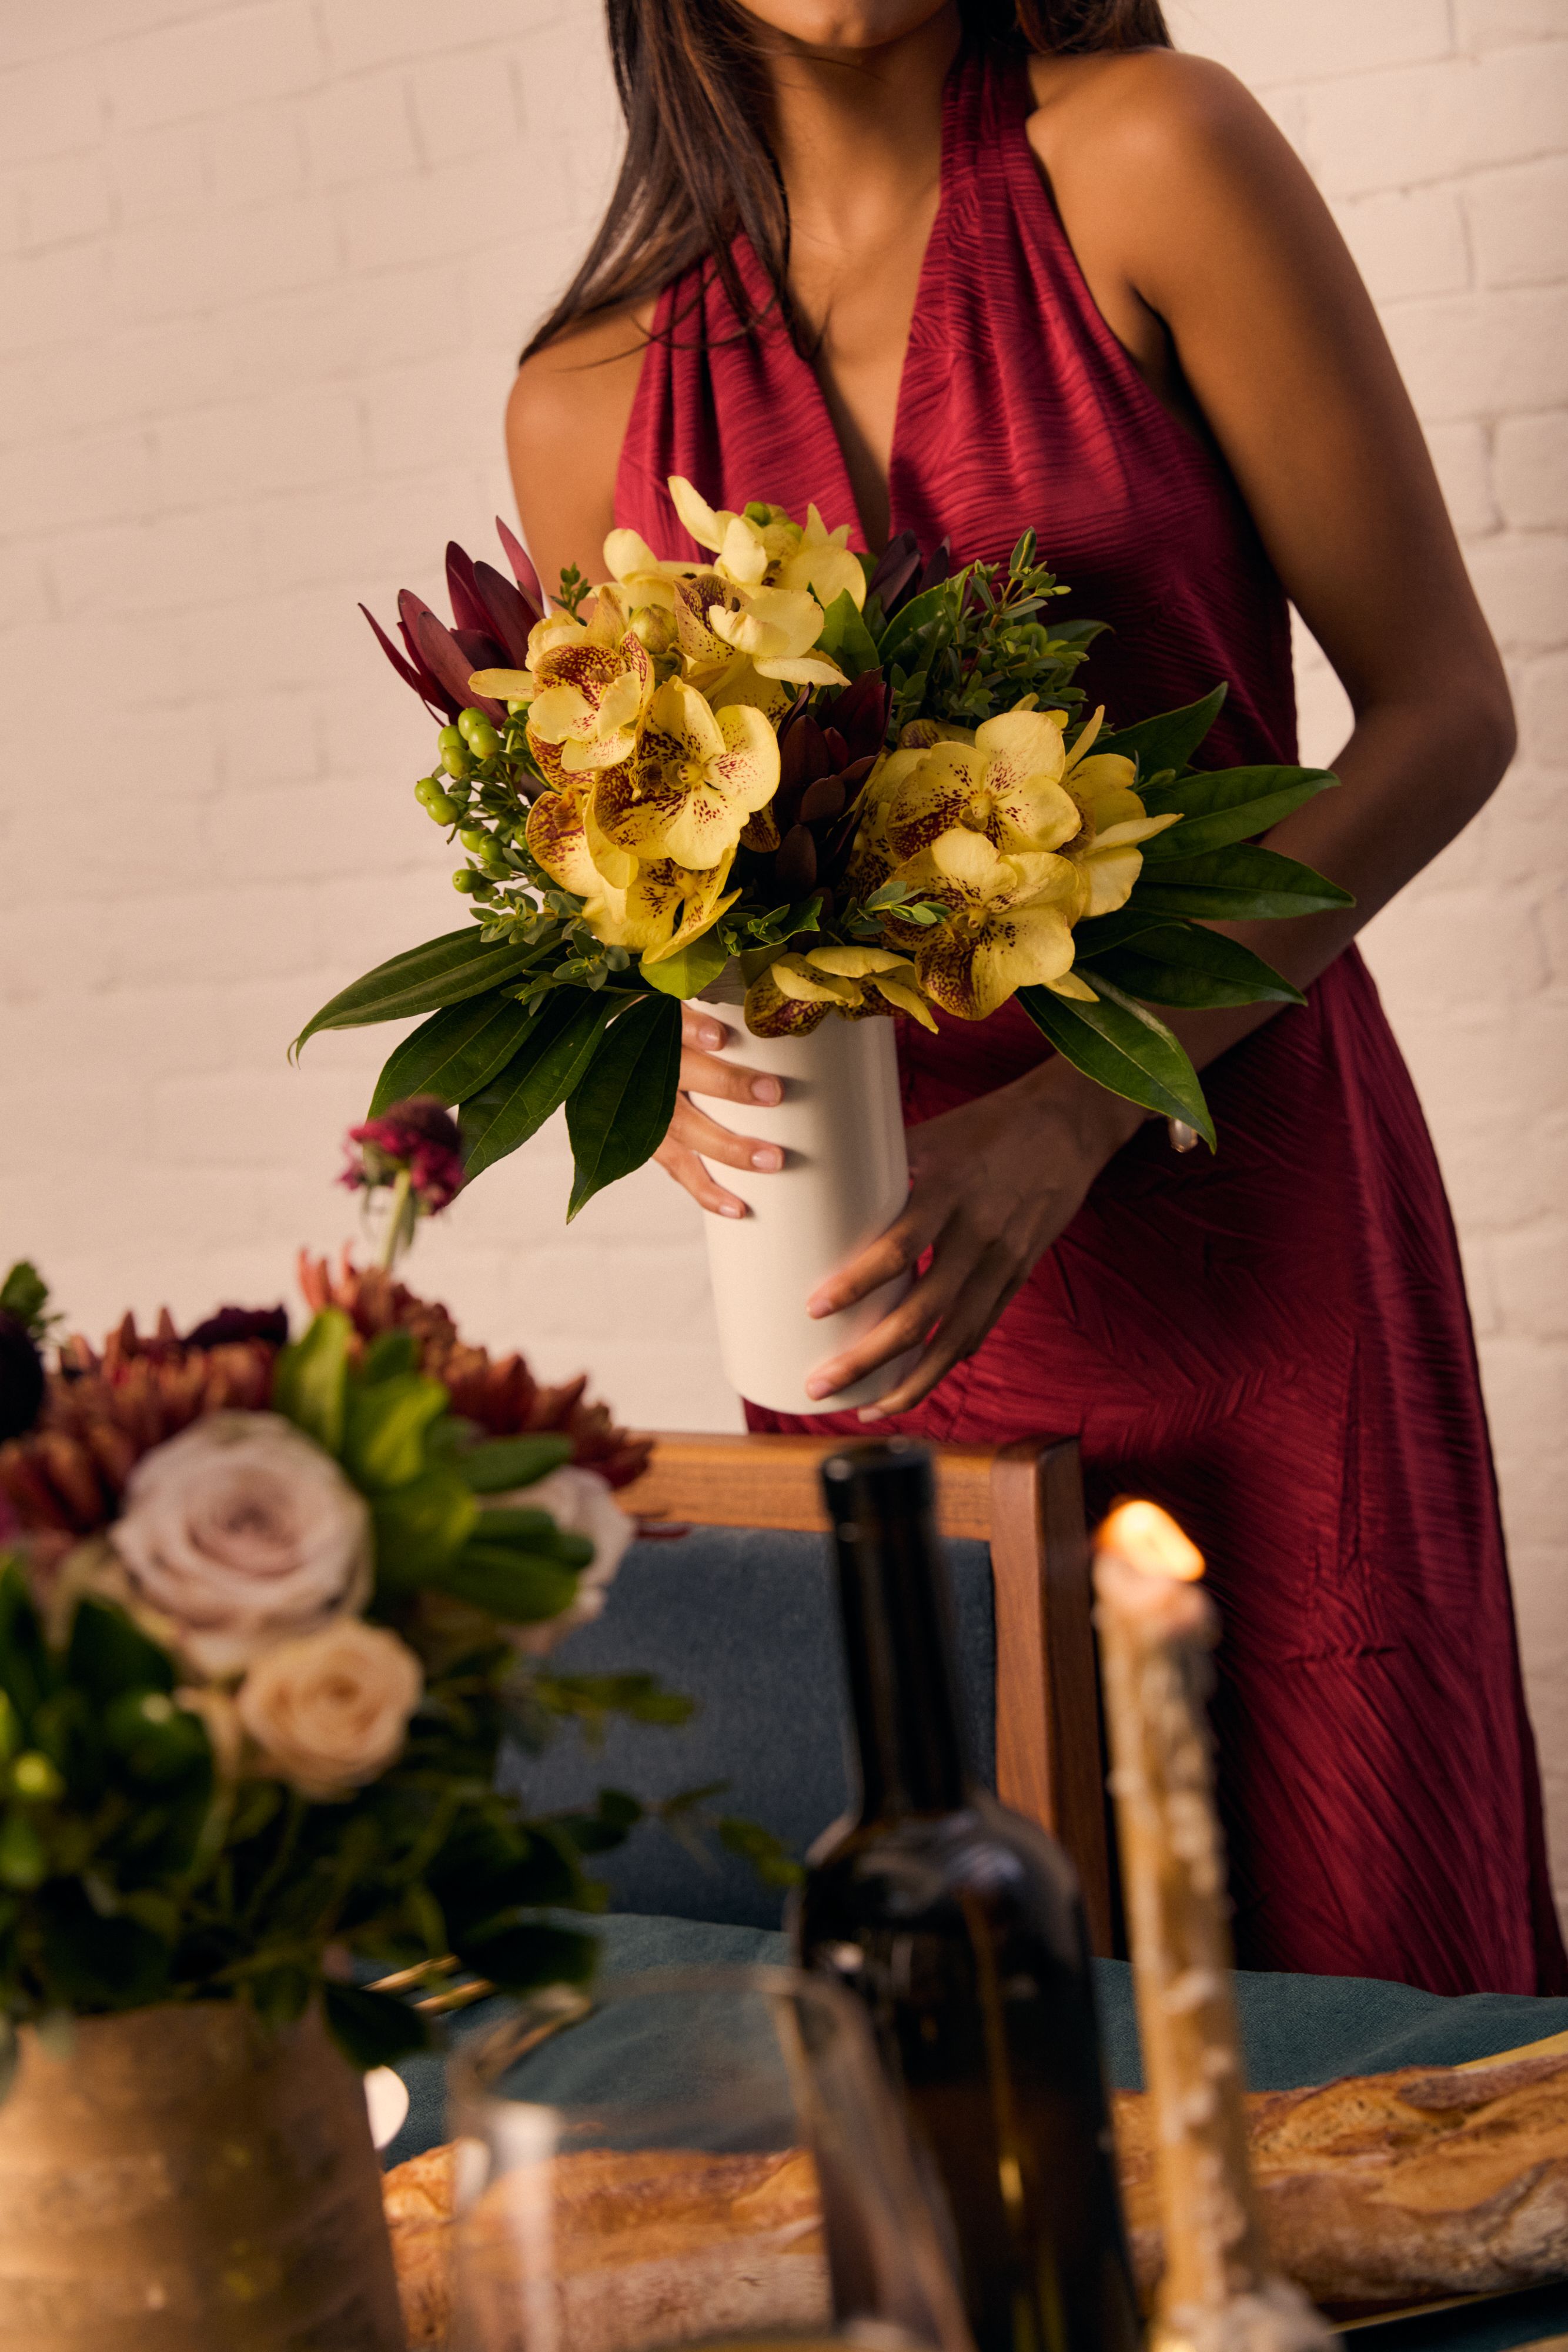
[831,1481,970,1821]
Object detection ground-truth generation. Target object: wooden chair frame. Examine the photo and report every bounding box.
[618,1431,1114,1956]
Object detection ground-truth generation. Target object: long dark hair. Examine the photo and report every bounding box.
[523,1,1171,360]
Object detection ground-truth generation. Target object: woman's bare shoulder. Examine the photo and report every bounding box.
[1024,46,1273,167]
[506,303,654,590]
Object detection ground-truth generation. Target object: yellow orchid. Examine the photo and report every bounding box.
[893,827,1085,1021]
[882,706,1083,867]
[743,944,937,1038]
[525,787,737,961]
[593,677,778,872]
[1056,708,1182,918]
[669,476,866,612]
[705,582,847,687]
[601,527,685,614]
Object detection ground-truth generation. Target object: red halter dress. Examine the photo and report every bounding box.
[616,48,1566,1996]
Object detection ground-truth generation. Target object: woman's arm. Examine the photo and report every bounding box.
[804,52,1514,1416]
[506,313,788,1210]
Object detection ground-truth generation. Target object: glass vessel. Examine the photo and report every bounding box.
[794,1442,1141,2352]
[447,1963,972,2352]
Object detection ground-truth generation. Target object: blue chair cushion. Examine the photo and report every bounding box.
[503,1526,997,1929]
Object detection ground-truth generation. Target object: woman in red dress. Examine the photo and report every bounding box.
[507,0,1566,1997]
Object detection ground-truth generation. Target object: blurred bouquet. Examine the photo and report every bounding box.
[0,1259,725,2072]
[296,483,1350,1214]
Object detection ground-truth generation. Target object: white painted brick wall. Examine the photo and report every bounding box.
[1,1,1564,1922]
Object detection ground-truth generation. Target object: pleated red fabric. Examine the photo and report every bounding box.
[616,48,1566,1994]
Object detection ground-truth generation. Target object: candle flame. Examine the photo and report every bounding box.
[1098,1499,1205,1582]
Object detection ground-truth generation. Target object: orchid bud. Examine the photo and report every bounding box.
[459,709,500,760]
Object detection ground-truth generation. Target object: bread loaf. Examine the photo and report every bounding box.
[383,2049,1568,2347]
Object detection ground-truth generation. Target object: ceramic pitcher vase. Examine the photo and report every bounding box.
[0,1997,403,2351]
[690,969,918,1416]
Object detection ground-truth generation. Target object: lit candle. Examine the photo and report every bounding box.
[1094,1501,1332,2352]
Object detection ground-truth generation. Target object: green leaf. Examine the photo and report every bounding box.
[565,995,683,1221]
[362,1329,417,1383]
[38,1885,170,2009]
[103,1689,210,1783]
[342,1370,449,1494]
[65,1596,176,1703]
[453,1919,597,1993]
[0,1562,50,1726]
[1127,844,1355,921]
[292,928,548,1057]
[1095,684,1227,779]
[717,1816,804,1889]
[1079,924,1305,1009]
[1018,981,1216,1148]
[1139,765,1338,856]
[477,1508,593,1569]
[272,1309,353,1456]
[371,1469,479,1591]
[0,1261,49,1338]
[367,993,538,1115]
[460,991,614,1180]
[640,928,731,1000]
[323,1982,430,2072]
[457,1434,574,1494]
[815,589,881,680]
[436,1541,579,1622]
[872,579,954,674]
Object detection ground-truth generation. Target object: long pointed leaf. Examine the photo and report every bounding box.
[1079,924,1305,1009]
[1126,845,1354,921]
[872,578,955,673]
[1140,764,1337,854]
[816,589,881,680]
[1095,684,1227,780]
[460,991,614,1179]
[369,994,537,1114]
[292,930,548,1057]
[1018,981,1215,1148]
[565,994,683,1221]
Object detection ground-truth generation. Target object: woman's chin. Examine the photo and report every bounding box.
[734,0,955,54]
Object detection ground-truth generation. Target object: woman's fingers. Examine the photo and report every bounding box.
[678,1007,782,1108]
[804,1224,976,1399]
[666,1094,783,1174]
[858,1249,1027,1420]
[679,1045,782,1108]
[653,1134,747,1218]
[805,1197,941,1321]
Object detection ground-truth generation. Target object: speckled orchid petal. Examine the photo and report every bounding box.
[526,630,653,780]
[744,968,831,1038]
[706,584,846,687]
[917,898,1077,1020]
[672,572,737,671]
[884,742,990,864]
[1044,968,1099,1002]
[639,855,740,965]
[525,787,605,901]
[1074,842,1146,918]
[1063,706,1108,770]
[603,527,682,613]
[1067,753,1140,816]
[1092,811,1182,851]
[716,513,770,586]
[770,954,861,1006]
[593,678,778,873]
[468,666,533,702]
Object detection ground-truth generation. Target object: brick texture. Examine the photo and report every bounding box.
[1,2,1565,1922]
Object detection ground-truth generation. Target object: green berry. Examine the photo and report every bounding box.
[10,1750,62,1803]
[453,868,486,895]
[459,826,490,855]
[458,709,500,760]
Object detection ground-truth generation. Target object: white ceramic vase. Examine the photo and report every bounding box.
[689,967,917,1416]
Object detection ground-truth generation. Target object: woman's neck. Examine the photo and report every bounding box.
[754,6,962,287]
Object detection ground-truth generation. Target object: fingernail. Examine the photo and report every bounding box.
[806,1295,833,1318]
[750,1077,781,1104]
[718,1201,745,1219]
[700,1023,724,1048]
[857,1404,887,1423]
[751,1147,782,1170]
[804,1376,834,1400]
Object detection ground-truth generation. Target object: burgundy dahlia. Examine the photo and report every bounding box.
[342,1097,466,1218]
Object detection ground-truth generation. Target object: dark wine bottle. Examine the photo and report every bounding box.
[791,1439,1139,2352]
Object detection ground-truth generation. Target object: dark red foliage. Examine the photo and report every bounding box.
[363,520,546,723]
[183,1306,290,1350]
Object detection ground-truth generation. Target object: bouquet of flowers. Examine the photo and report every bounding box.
[0,1258,745,2073]
[297,481,1350,1214]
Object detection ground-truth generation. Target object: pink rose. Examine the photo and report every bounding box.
[109,1412,371,1676]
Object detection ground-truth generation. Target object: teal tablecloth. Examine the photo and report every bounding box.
[385,1913,1568,2352]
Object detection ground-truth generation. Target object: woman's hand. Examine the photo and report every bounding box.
[653,1006,786,1218]
[804,1064,1144,1418]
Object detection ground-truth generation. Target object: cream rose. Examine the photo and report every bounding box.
[236,1619,423,1800]
[109,1412,372,1677]
[504,1465,633,1658]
